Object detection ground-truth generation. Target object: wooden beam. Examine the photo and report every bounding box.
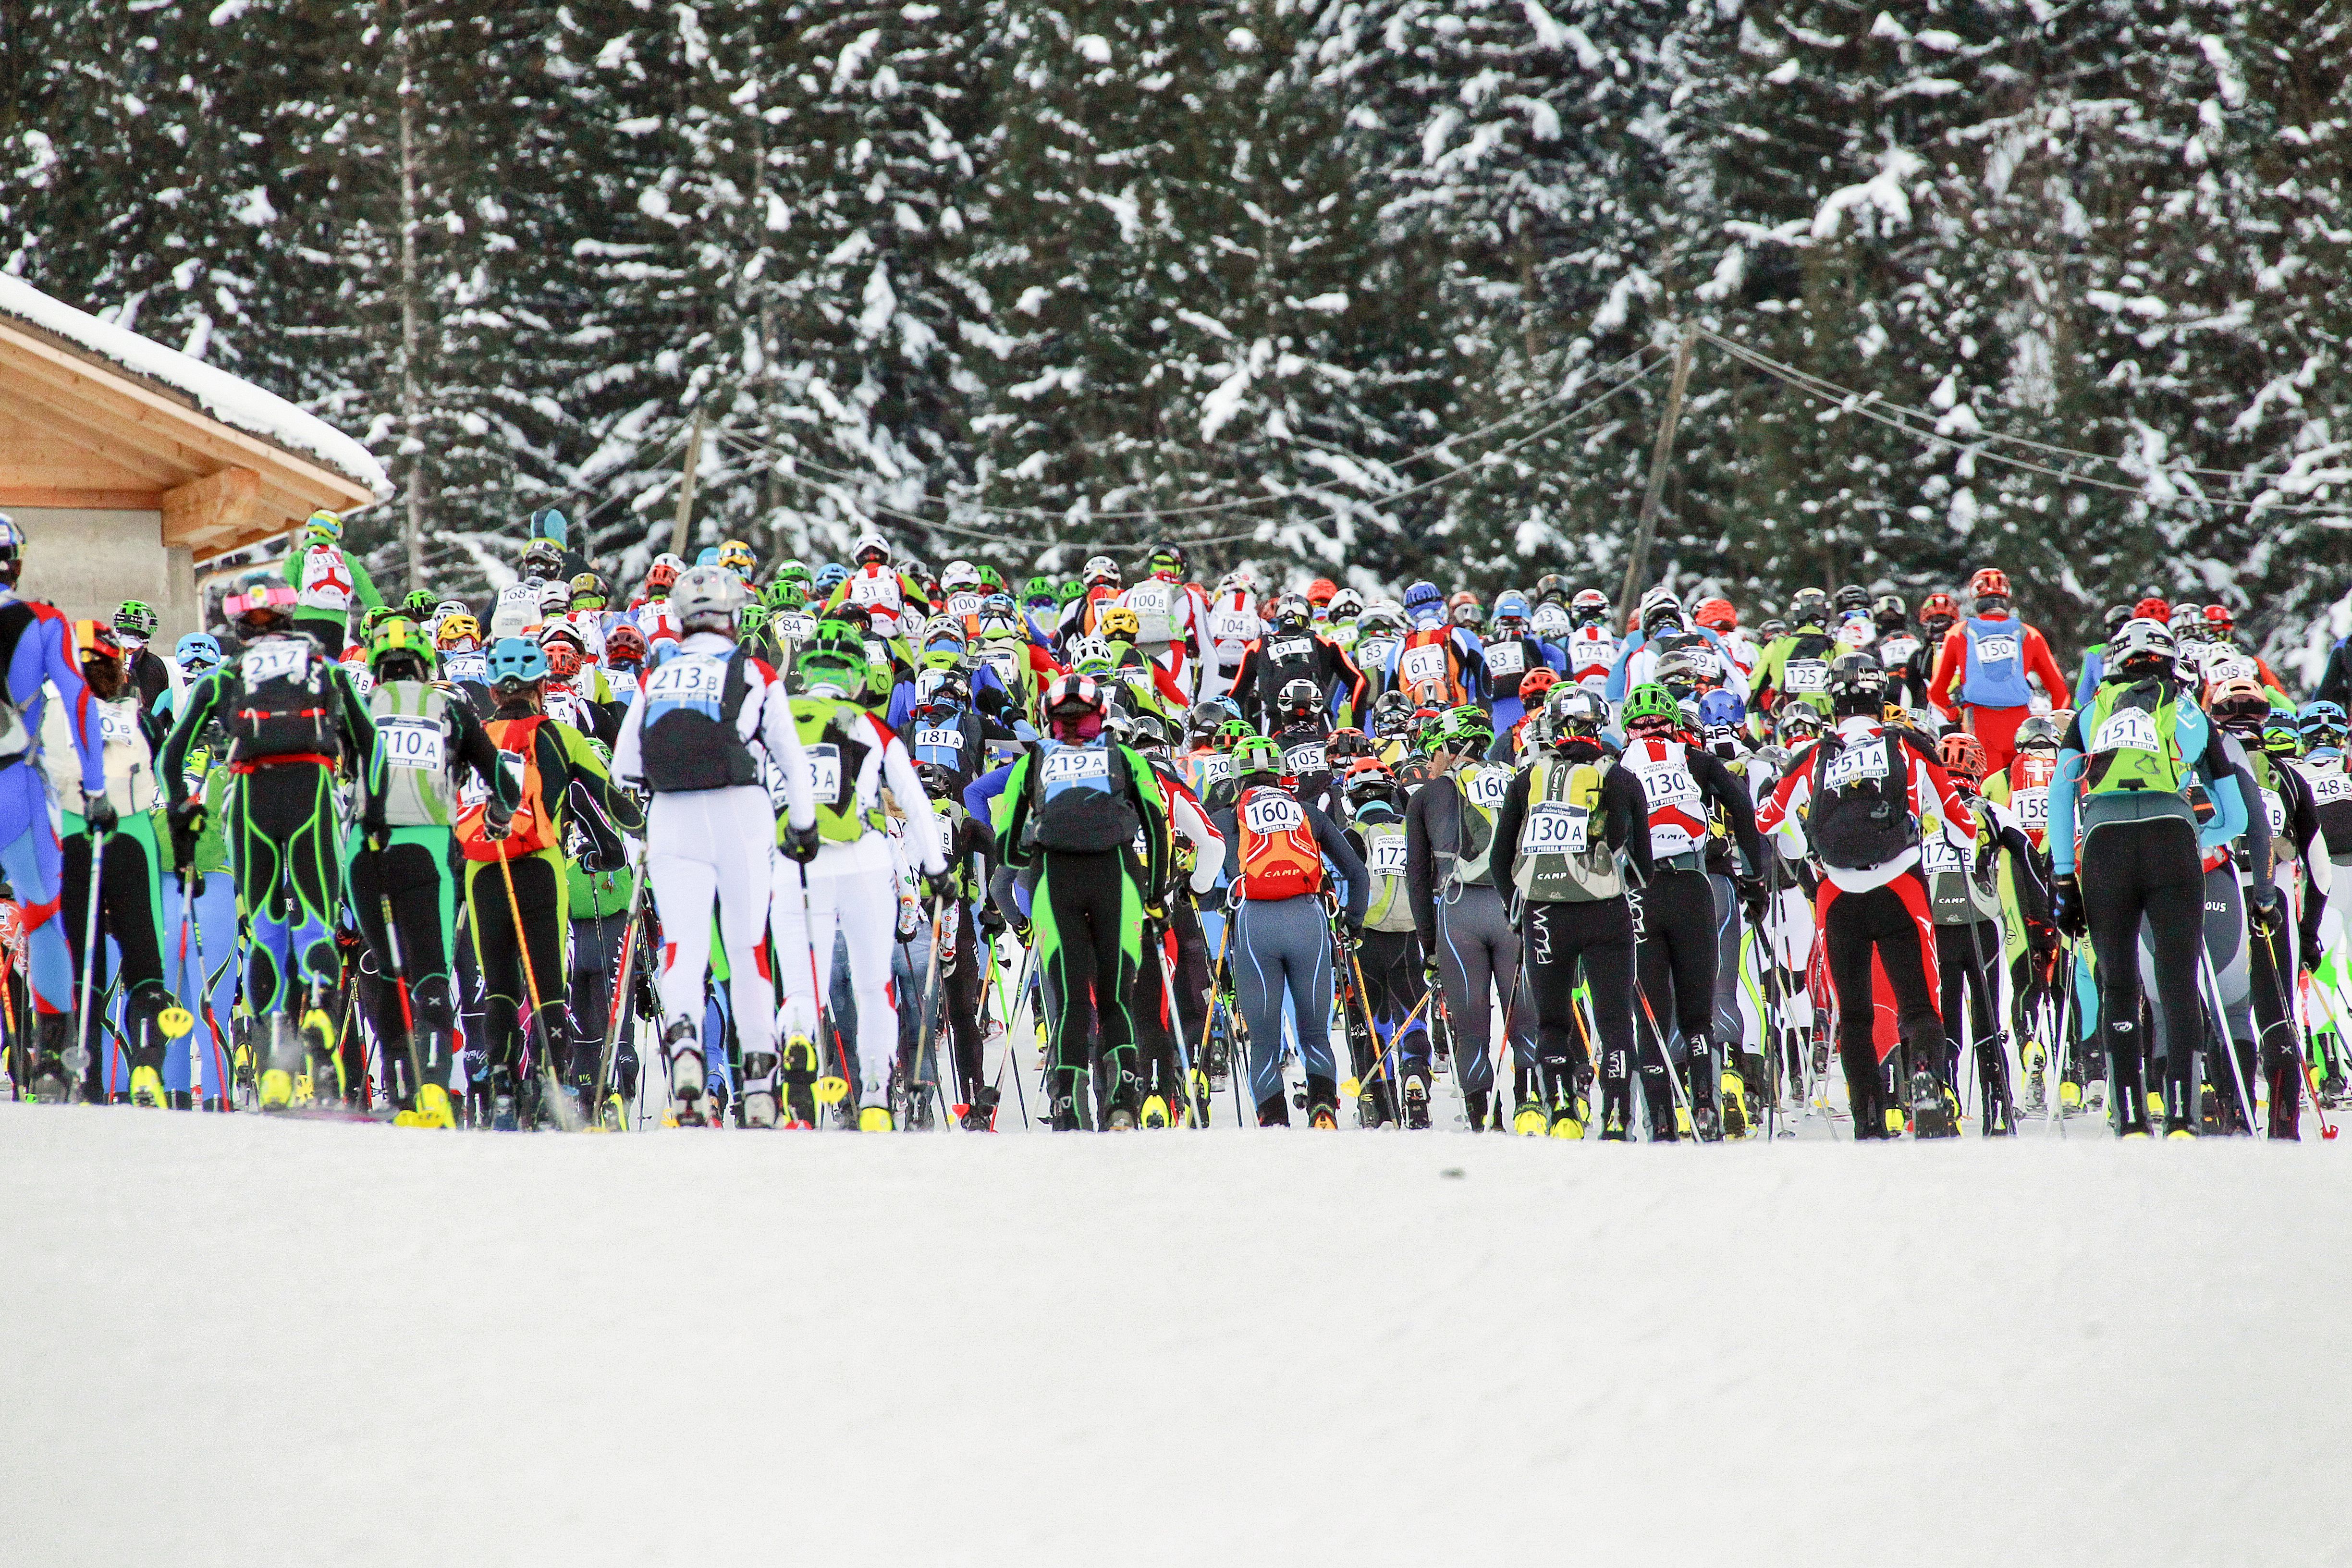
[0,321,375,511]
[162,466,262,550]
[0,485,165,510]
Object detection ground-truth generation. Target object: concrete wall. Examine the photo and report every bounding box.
[12,507,199,641]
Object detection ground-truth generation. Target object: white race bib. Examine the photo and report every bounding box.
[1242,792,1305,835]
[915,726,959,754]
[2012,786,2049,827]
[1485,642,1526,678]
[2308,770,2352,806]
[2265,789,2288,834]
[1196,752,1233,786]
[946,593,982,619]
[1269,637,1313,665]
[1042,748,1111,786]
[1783,658,1830,694]
[1922,835,1966,873]
[1520,802,1588,854]
[848,573,893,607]
[1212,611,1257,644]
[1822,743,1890,791]
[377,716,446,772]
[805,743,843,804]
[1974,633,2019,665]
[1369,837,1408,877]
[445,653,488,684]
[1398,643,1446,686]
[1283,742,1327,776]
[648,653,726,706]
[778,612,818,644]
[2091,707,2161,757]
[1463,766,1510,809]
[240,641,308,686]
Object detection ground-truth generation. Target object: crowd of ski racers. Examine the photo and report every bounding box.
[3,498,2349,1143]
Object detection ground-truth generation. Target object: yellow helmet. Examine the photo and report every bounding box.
[1098,605,1142,641]
[435,612,483,650]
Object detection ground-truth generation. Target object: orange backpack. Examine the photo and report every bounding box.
[1236,784,1323,901]
[456,715,557,862]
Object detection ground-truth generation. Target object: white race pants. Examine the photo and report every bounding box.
[648,787,781,1061]
[774,834,900,1107]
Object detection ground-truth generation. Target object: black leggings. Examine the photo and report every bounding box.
[1935,920,1999,1067]
[2081,816,2205,1097]
[1523,898,1637,1111]
[1357,927,1427,1078]
[1035,849,1142,1113]
[1632,866,1718,1073]
[465,852,572,1082]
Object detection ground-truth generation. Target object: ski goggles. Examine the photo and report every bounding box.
[223,584,300,618]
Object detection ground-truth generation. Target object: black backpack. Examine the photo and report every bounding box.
[225,637,343,763]
[1806,730,1921,871]
[639,646,760,793]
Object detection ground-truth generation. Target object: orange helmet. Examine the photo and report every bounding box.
[1693,597,1737,633]
[1306,578,1338,607]
[1519,666,1560,702]
[1939,732,1986,784]
[1968,567,2010,602]
[1919,591,1960,626]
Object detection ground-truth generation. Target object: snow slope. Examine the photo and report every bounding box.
[3,1102,2343,1568]
[0,273,391,496]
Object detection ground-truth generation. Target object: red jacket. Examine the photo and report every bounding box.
[1927,617,2067,717]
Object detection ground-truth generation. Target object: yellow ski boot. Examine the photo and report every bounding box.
[1883,1106,1907,1138]
[2059,1079,2083,1113]
[1548,1100,1585,1139]
[1139,1094,1170,1129]
[858,1106,894,1133]
[259,1068,295,1111]
[1513,1099,1549,1136]
[1719,1067,1751,1139]
[128,1065,167,1108]
[394,1083,456,1129]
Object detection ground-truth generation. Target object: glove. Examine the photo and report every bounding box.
[1735,874,1767,924]
[2026,920,2058,964]
[978,902,1006,939]
[782,821,821,865]
[1422,953,1443,987]
[484,799,514,841]
[2050,873,2084,939]
[1339,910,1364,948]
[2300,922,2325,971]
[1143,899,1167,926]
[81,790,117,835]
[165,797,205,871]
[924,867,957,904]
[2250,890,2282,939]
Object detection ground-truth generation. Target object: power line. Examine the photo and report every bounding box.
[1703,332,2352,518]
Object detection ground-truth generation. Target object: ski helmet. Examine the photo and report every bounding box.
[174,633,223,676]
[1968,567,2011,605]
[435,613,483,651]
[717,539,758,580]
[671,564,748,636]
[1825,651,1888,718]
[1621,682,1681,737]
[485,636,549,691]
[1786,588,1831,628]
[368,617,438,681]
[1938,731,1986,786]
[604,623,648,670]
[0,512,24,586]
[223,576,299,635]
[1082,555,1121,588]
[796,624,870,699]
[2110,617,2177,678]
[1232,734,1284,780]
[113,599,160,641]
[1146,542,1186,580]
[852,532,891,568]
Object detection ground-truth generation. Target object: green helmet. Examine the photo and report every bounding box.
[979,565,1007,593]
[1215,718,1255,751]
[113,599,159,640]
[1054,581,1086,606]
[797,622,870,699]
[367,615,439,678]
[1440,703,1493,753]
[1621,682,1681,733]
[1233,734,1284,779]
[769,562,812,604]
[740,600,772,637]
[1021,575,1057,606]
[361,604,401,636]
[400,589,437,619]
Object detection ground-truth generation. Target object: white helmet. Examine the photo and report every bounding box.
[1326,588,1365,622]
[941,560,982,592]
[537,579,572,617]
[852,531,891,567]
[672,564,749,635]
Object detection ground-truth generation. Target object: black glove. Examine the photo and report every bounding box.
[2300,922,2325,971]
[165,797,204,871]
[978,902,1006,939]
[1735,874,1767,923]
[924,867,957,904]
[2250,890,2282,939]
[81,789,118,835]
[2026,920,2058,964]
[1339,910,1363,948]
[484,799,514,841]
[783,821,821,865]
[2050,873,2084,939]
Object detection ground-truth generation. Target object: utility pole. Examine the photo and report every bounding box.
[396,2,426,593]
[668,410,706,559]
[1616,323,1699,629]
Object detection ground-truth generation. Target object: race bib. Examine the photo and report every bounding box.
[1975,633,2019,665]
[1283,742,1327,776]
[864,639,890,676]
[1041,748,1111,786]
[981,647,1021,689]
[848,573,892,606]
[805,743,843,805]
[1682,646,1722,680]
[2308,770,2352,806]
[344,667,374,698]
[1212,611,1257,644]
[945,592,982,619]
[1357,637,1401,674]
[1520,802,1589,855]
[377,716,446,772]
[1398,643,1446,686]
[2091,707,2161,757]
[1783,659,1830,694]
[778,612,818,644]
[2012,787,2049,828]
[1879,634,1920,665]
[1270,637,1313,665]
[2204,655,2255,686]
[2265,789,2288,834]
[99,708,137,746]
[1922,835,1966,873]
[1484,642,1526,678]
[240,641,308,686]
[915,726,959,755]
[1530,604,1571,638]
[1821,744,1889,791]
[1635,764,1704,813]
[1463,767,1510,809]
[496,582,539,618]
[1242,792,1305,835]
[648,653,726,708]
[445,652,488,684]
[1196,752,1233,786]
[1369,837,1408,877]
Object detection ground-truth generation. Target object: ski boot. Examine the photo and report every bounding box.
[395,1081,457,1129]
[2267,1055,2302,1141]
[2164,1075,2199,1139]
[1549,1090,1586,1139]
[2020,1041,2047,1113]
[1642,1070,1679,1142]
[166,1090,194,1110]
[1906,1068,1957,1139]
[1304,1075,1339,1130]
[1050,1090,1085,1131]
[300,1004,339,1105]
[1598,1092,1631,1142]
[738,1049,782,1128]
[1512,1094,1549,1136]
[1401,1072,1431,1130]
[24,1011,78,1103]
[859,1104,895,1132]
[659,1018,706,1127]
[1139,1092,1171,1129]
[256,1012,302,1111]
[1356,1077,1395,1129]
[1105,1100,1139,1131]
[959,1086,1001,1132]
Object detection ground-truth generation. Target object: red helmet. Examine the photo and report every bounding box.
[1939,731,1986,784]
[2202,603,2235,631]
[1919,591,1959,626]
[1306,578,1338,607]
[1693,597,1737,633]
[1968,567,2010,602]
[2133,596,2170,623]
[1519,667,1560,701]
[605,623,648,666]
[646,561,679,593]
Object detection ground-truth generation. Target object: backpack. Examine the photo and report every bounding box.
[638,645,760,793]
[456,716,558,862]
[1806,730,1920,871]
[225,637,343,764]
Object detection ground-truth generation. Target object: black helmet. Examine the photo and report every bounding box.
[1125,711,1172,752]
[1833,584,1869,614]
[1826,650,1887,718]
[1370,689,1415,736]
[2102,603,2134,635]
[1871,592,1906,628]
[1788,587,1831,627]
[1533,573,1567,606]
[913,761,957,799]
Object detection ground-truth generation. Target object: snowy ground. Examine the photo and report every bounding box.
[5,1096,2347,1568]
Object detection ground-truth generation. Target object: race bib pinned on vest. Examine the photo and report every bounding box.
[1484,642,1526,678]
[1398,643,1446,686]
[1242,791,1306,835]
[1369,836,1409,877]
[1783,659,1830,694]
[1041,748,1111,786]
[1821,743,1891,791]
[806,743,843,805]
[377,716,446,773]
[1521,802,1589,854]
[2091,707,2161,758]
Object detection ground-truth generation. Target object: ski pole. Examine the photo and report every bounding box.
[76,823,107,1092]
[913,894,951,1130]
[1337,987,1436,1102]
[1148,922,1205,1128]
[2295,970,2352,1140]
[365,840,425,1112]
[986,933,1036,1129]
[1197,898,1235,1115]
[591,849,647,1127]
[2194,944,2264,1139]
[2247,933,2328,1140]
[794,866,851,1110]
[491,840,575,1130]
[1629,971,1698,1143]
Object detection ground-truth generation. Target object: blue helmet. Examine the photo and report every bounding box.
[486,636,549,688]
[174,633,223,674]
[1492,590,1530,626]
[1698,688,1746,730]
[814,563,849,592]
[694,546,721,566]
[1402,581,1443,628]
[2299,700,2346,729]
